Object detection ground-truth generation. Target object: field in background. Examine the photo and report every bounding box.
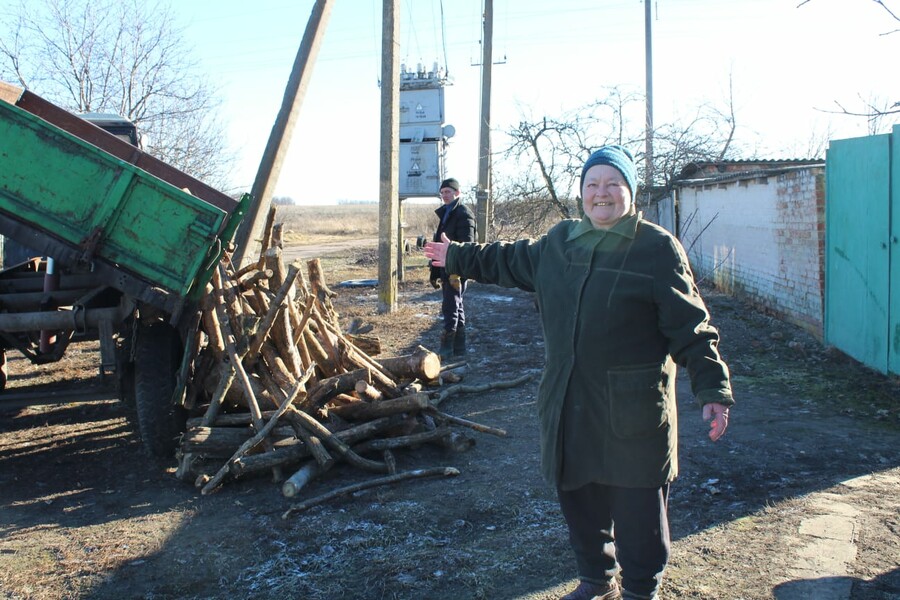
[278,202,439,245]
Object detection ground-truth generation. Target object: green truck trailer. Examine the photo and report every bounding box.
[0,81,249,457]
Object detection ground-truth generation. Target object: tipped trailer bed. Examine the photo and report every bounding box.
[0,81,249,456]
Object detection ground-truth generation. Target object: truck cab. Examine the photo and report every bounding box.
[80,112,141,147]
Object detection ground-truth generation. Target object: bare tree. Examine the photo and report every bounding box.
[801,0,900,126]
[501,115,587,221]
[493,85,741,237]
[650,103,740,189]
[0,0,234,188]
[489,174,569,241]
[498,87,645,227]
[829,94,900,134]
[799,0,900,33]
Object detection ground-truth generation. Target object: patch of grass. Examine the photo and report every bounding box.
[733,352,900,428]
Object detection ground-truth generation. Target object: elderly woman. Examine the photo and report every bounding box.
[424,145,733,600]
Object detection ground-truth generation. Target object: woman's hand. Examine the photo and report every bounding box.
[424,232,451,267]
[702,402,730,442]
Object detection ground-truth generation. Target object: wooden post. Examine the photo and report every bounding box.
[377,0,400,313]
[232,0,335,268]
[475,0,494,243]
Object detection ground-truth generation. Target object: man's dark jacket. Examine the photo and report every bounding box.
[431,200,475,281]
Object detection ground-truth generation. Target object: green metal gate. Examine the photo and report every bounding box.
[825,124,900,375]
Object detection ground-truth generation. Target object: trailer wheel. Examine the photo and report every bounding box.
[133,322,186,458]
[115,321,135,407]
[0,349,7,391]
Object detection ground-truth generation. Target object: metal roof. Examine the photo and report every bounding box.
[674,160,825,188]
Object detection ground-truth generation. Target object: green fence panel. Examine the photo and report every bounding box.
[825,133,891,373]
[891,125,900,375]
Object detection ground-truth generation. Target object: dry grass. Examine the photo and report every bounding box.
[278,202,439,245]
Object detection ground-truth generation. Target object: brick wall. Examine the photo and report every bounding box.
[676,167,826,338]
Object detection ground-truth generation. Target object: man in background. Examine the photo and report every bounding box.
[429,177,476,359]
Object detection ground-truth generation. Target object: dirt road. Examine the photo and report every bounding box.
[0,250,898,600]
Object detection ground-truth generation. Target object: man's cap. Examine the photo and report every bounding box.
[440,178,460,192]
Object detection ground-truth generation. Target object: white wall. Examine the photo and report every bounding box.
[677,168,825,337]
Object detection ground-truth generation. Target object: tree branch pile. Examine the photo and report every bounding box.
[175,209,526,508]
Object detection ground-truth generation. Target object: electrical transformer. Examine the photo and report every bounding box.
[399,63,454,198]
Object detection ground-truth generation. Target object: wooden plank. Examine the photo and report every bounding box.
[13,89,237,213]
[0,81,23,105]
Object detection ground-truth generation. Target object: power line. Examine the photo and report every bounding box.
[440,0,450,77]
[402,0,423,65]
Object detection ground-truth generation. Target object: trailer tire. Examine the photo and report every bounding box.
[133,322,186,458]
[0,349,7,391]
[116,321,135,407]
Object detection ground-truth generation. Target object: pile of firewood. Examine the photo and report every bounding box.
[174,211,526,516]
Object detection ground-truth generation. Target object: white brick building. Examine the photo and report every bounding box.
[674,161,826,338]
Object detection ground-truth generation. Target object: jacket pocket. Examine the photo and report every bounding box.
[607,362,672,438]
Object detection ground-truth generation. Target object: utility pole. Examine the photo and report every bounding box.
[232,0,334,268]
[378,0,400,313]
[475,0,493,243]
[644,0,654,189]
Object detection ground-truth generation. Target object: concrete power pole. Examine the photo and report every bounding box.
[378,0,400,313]
[475,0,493,243]
[644,0,654,189]
[232,0,334,268]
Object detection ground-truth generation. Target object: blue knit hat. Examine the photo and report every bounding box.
[580,145,637,196]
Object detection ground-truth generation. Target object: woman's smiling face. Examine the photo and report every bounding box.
[581,163,633,230]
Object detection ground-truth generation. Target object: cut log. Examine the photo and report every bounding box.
[303,328,335,376]
[307,258,337,326]
[212,263,284,481]
[237,268,274,291]
[201,373,311,495]
[324,393,360,407]
[285,407,388,473]
[377,346,441,381]
[200,302,225,358]
[264,246,288,290]
[256,204,278,266]
[328,392,430,421]
[344,333,381,356]
[271,222,284,249]
[282,461,330,498]
[181,426,297,455]
[282,467,461,518]
[256,362,290,408]
[260,342,297,391]
[351,427,453,453]
[302,367,373,411]
[247,262,302,362]
[288,421,333,468]
[229,414,414,477]
[187,410,280,429]
[354,379,382,402]
[425,407,508,437]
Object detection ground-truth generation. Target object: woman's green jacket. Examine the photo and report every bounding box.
[445,213,734,488]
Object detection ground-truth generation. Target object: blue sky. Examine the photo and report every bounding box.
[174,0,899,204]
